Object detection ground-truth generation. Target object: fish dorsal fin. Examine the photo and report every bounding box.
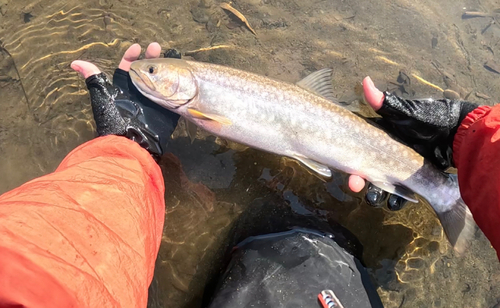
[371,181,419,203]
[296,68,338,103]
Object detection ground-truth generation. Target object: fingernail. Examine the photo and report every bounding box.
[366,76,374,87]
[71,63,81,73]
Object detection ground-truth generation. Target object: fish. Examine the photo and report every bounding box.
[129,58,476,253]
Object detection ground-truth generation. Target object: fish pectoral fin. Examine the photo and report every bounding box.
[292,155,332,178]
[183,117,198,144]
[187,108,232,125]
[370,181,419,203]
[296,68,338,103]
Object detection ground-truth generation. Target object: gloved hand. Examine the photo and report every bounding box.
[71,43,181,160]
[351,77,479,210]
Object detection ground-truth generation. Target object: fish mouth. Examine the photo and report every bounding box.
[129,67,187,110]
[129,68,157,93]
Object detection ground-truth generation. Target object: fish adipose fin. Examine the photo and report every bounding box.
[296,69,338,103]
[434,174,476,254]
[187,108,232,125]
[371,181,418,203]
[292,155,332,178]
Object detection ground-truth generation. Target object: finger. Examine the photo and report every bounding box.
[348,175,365,193]
[145,42,161,59]
[118,43,142,72]
[386,195,408,211]
[365,183,388,208]
[363,76,385,111]
[71,60,101,79]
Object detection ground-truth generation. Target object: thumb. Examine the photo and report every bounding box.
[71,60,102,79]
[362,76,385,111]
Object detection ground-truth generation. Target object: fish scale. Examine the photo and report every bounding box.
[130,58,476,253]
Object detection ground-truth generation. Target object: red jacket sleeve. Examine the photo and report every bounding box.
[454,104,500,257]
[0,135,165,308]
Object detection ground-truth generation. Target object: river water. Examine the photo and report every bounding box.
[1,0,500,307]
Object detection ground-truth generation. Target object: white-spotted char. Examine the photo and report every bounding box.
[130,58,475,253]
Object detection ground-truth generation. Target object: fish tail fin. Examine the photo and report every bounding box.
[436,198,476,254]
[435,174,476,254]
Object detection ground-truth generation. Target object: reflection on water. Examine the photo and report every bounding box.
[1,0,500,307]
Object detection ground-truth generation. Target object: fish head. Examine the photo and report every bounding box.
[129,58,197,109]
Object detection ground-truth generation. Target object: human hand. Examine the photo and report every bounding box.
[350,77,479,209]
[71,43,181,160]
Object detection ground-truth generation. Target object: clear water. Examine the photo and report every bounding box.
[1,0,500,307]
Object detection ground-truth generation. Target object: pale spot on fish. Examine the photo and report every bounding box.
[302,122,308,129]
[354,127,360,134]
[325,130,332,139]
[291,118,297,126]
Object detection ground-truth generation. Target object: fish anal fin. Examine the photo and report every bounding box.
[371,181,419,203]
[291,154,332,178]
[187,108,232,125]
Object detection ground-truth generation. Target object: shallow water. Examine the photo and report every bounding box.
[1,0,500,306]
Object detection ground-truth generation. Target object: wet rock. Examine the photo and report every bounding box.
[431,36,438,49]
[206,18,218,33]
[0,51,18,82]
[443,89,461,99]
[261,17,288,29]
[199,0,213,8]
[484,61,500,75]
[0,0,7,16]
[23,12,33,23]
[190,6,210,24]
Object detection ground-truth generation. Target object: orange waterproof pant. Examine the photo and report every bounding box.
[0,136,164,307]
[454,104,500,258]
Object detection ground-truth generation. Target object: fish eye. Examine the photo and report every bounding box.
[148,66,157,74]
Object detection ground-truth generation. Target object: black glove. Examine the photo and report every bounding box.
[85,49,181,161]
[364,91,479,210]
